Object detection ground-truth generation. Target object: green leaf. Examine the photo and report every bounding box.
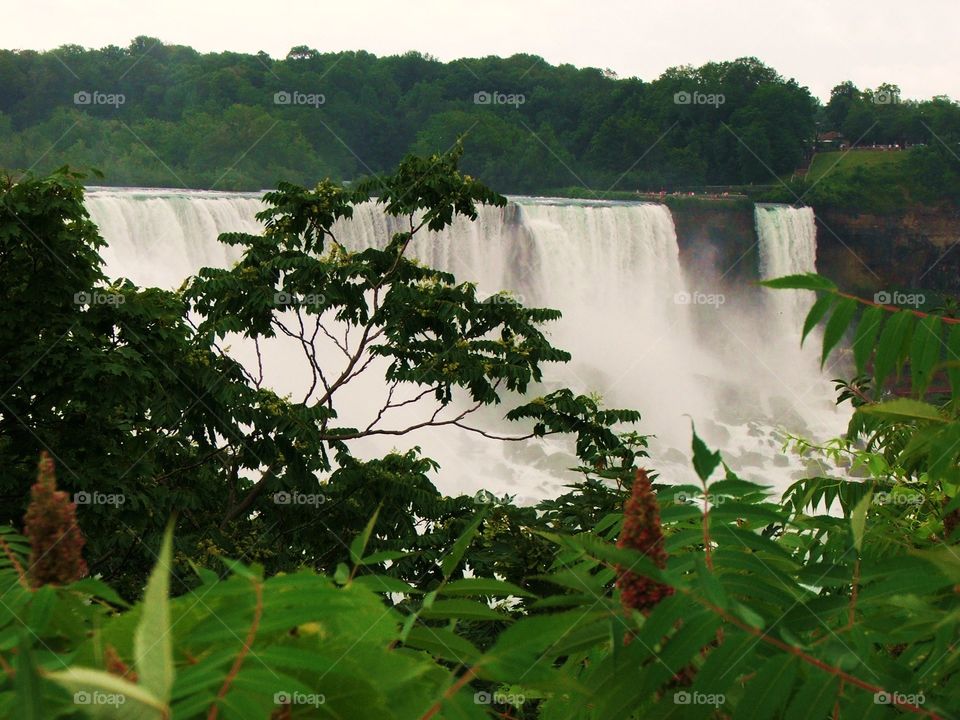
[910,314,942,396]
[47,667,168,720]
[760,274,837,292]
[13,635,44,720]
[418,599,507,622]
[858,398,945,423]
[439,578,535,598]
[708,477,771,499]
[482,608,610,680]
[947,323,960,395]
[821,297,858,368]
[134,524,175,704]
[404,626,481,664]
[68,577,131,607]
[852,305,884,375]
[874,311,915,393]
[695,556,729,610]
[851,491,872,553]
[731,602,766,630]
[801,293,837,345]
[350,506,382,565]
[692,629,756,696]
[692,426,721,482]
[733,655,798,720]
[358,550,411,565]
[441,511,486,579]
[351,574,420,594]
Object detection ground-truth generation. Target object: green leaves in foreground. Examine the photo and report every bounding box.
[48,525,175,719]
[762,273,960,397]
[765,272,960,482]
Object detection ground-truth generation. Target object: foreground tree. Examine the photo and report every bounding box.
[0,148,642,596]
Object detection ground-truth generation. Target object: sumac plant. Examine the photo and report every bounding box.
[3,413,960,717]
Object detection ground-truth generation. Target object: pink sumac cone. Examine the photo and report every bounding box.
[23,452,88,587]
[616,468,673,638]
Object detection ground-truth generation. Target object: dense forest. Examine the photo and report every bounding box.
[1,37,958,201]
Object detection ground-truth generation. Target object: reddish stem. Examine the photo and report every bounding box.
[420,666,479,720]
[207,577,264,720]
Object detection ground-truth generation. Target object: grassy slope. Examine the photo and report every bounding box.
[806,149,911,183]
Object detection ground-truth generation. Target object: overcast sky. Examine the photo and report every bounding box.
[3,0,956,102]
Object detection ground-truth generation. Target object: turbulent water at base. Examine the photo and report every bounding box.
[86,189,849,502]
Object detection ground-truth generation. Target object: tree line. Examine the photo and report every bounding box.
[0,38,957,202]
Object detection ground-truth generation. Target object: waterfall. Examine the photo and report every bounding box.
[86,189,849,499]
[87,189,261,287]
[755,204,818,328]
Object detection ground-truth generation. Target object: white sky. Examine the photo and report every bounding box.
[2,0,956,102]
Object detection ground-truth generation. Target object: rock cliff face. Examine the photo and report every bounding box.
[814,207,960,297]
[669,202,959,299]
[669,202,759,290]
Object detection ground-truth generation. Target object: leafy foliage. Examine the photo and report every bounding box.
[0,150,643,602]
[0,44,827,192]
[4,418,960,717]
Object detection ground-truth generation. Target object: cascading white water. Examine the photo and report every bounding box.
[755,204,818,326]
[85,189,849,500]
[88,189,261,286]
